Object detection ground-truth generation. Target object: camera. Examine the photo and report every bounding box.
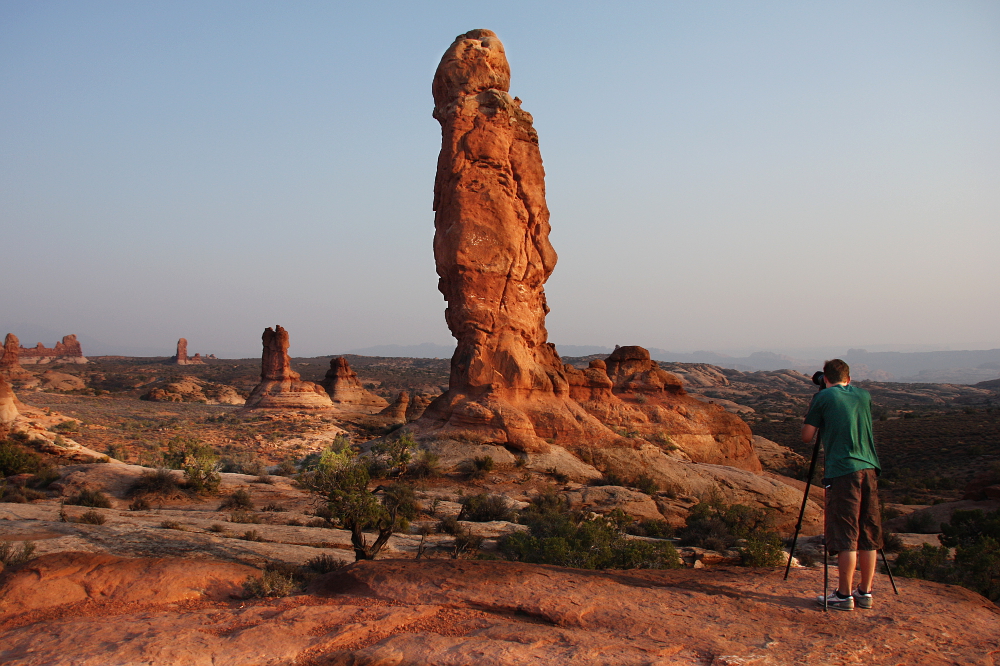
[811,371,825,388]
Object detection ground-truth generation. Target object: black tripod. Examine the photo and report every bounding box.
[784,423,899,611]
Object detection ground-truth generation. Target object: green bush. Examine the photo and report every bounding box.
[467,455,495,480]
[459,493,516,522]
[129,468,180,496]
[0,541,36,567]
[164,437,220,493]
[408,449,440,479]
[220,488,254,511]
[242,529,264,542]
[370,433,414,477]
[242,569,296,598]
[77,510,107,525]
[306,553,347,574]
[903,511,937,533]
[0,440,42,476]
[65,489,113,508]
[678,499,784,566]
[634,474,659,495]
[497,492,681,570]
[228,510,261,524]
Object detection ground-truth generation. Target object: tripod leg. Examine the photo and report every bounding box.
[880,549,899,595]
[823,536,828,611]
[785,432,823,580]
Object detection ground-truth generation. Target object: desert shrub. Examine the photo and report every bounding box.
[273,460,296,476]
[242,569,295,598]
[302,446,417,561]
[164,437,221,493]
[437,515,460,535]
[160,520,182,530]
[129,496,151,511]
[547,467,570,484]
[65,489,112,509]
[221,454,265,476]
[634,474,659,496]
[627,519,675,539]
[220,488,254,511]
[285,518,303,526]
[254,473,273,485]
[467,455,494,480]
[29,465,60,489]
[306,553,347,574]
[594,472,625,487]
[52,420,78,433]
[370,433,414,478]
[128,468,180,497]
[678,499,784,566]
[0,541,36,567]
[228,510,261,524]
[0,439,42,476]
[408,449,440,479]
[450,524,484,558]
[306,517,329,528]
[1,486,26,503]
[499,508,681,570]
[77,510,107,525]
[459,493,516,522]
[208,523,228,533]
[242,529,264,542]
[882,531,904,553]
[903,511,937,533]
[261,502,286,512]
[894,509,1000,602]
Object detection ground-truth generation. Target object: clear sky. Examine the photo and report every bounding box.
[2,1,998,358]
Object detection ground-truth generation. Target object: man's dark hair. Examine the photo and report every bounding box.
[823,359,850,384]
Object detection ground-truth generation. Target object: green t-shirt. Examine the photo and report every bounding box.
[804,384,880,479]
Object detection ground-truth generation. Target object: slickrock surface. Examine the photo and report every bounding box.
[417,30,759,472]
[321,357,389,413]
[16,334,87,365]
[244,326,334,410]
[1,556,996,666]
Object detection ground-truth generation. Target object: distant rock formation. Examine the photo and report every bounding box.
[379,390,436,423]
[0,373,18,426]
[319,357,388,413]
[410,29,758,470]
[243,326,333,410]
[0,333,25,377]
[142,376,244,405]
[172,338,205,365]
[18,334,87,365]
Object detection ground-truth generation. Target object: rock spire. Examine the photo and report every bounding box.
[243,326,333,410]
[319,357,389,413]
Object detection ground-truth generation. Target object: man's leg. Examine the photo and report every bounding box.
[858,550,877,593]
[837,550,857,595]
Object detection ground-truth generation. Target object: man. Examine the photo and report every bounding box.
[802,358,881,611]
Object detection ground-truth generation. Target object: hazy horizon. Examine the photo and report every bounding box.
[4,2,998,359]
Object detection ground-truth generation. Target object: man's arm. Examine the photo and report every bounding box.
[801,424,818,443]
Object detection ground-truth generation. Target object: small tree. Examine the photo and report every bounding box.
[304,445,416,561]
[370,433,414,477]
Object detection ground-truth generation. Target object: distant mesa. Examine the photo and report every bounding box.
[242,325,333,410]
[319,357,388,413]
[406,29,758,471]
[172,338,205,365]
[15,334,87,365]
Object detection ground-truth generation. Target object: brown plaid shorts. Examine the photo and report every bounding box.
[824,467,882,554]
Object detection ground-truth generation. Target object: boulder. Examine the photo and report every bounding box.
[243,326,334,410]
[319,357,388,413]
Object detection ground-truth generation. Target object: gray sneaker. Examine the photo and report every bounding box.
[815,591,854,611]
[852,588,873,609]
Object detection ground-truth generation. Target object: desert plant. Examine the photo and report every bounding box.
[164,437,221,493]
[678,499,784,566]
[129,496,151,511]
[77,510,107,525]
[547,467,570,484]
[0,439,42,476]
[903,511,937,533]
[595,472,626,487]
[459,493,517,522]
[627,518,675,539]
[273,460,296,476]
[467,455,495,480]
[370,433,414,477]
[65,489,112,509]
[450,524,484,558]
[408,449,440,479]
[160,520,182,530]
[0,541,36,567]
[306,553,347,574]
[51,420,78,433]
[228,510,261,524]
[242,569,295,598]
[634,474,659,495]
[220,488,254,511]
[128,468,180,497]
[242,529,264,542]
[261,502,286,512]
[208,523,228,533]
[254,473,274,485]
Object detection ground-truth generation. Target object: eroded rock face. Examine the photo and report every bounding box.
[380,391,410,421]
[243,326,333,410]
[0,334,23,376]
[173,338,205,365]
[0,374,18,425]
[411,31,760,470]
[17,334,86,365]
[141,376,244,405]
[319,357,388,413]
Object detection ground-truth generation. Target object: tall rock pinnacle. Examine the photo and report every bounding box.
[243,326,334,410]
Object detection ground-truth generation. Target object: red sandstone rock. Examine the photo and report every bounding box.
[411,30,760,471]
[320,357,388,413]
[0,334,23,375]
[171,338,204,365]
[243,326,333,410]
[0,373,18,425]
[17,334,86,365]
[380,391,410,420]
